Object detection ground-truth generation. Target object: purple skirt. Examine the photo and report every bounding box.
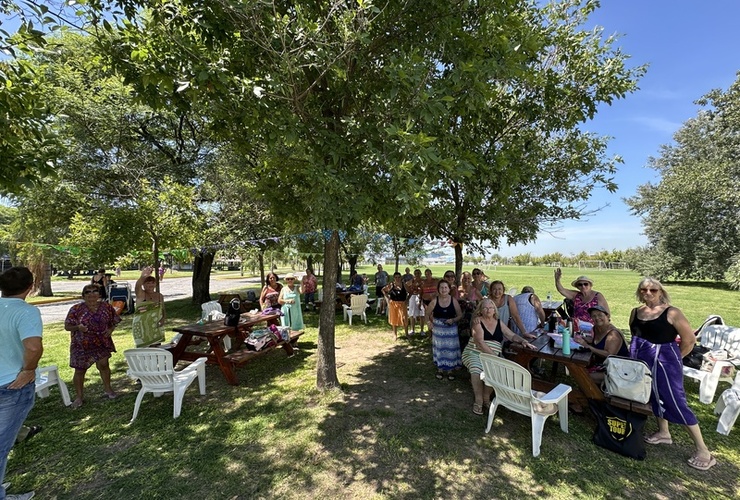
[630,336,698,425]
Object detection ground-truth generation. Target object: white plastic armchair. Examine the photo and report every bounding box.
[124,348,206,423]
[342,294,369,325]
[201,300,231,350]
[35,365,72,407]
[683,323,740,404]
[479,352,571,457]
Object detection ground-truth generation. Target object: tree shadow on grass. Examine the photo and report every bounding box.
[317,334,740,499]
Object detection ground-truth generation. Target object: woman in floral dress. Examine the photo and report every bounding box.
[65,284,121,407]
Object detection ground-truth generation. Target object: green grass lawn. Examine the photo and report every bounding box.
[6,266,740,498]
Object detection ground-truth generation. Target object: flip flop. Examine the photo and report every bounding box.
[435,372,444,380]
[24,425,43,442]
[644,434,673,445]
[472,403,483,415]
[688,454,716,471]
[104,392,118,400]
[70,400,83,409]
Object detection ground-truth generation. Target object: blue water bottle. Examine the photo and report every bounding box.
[561,321,571,355]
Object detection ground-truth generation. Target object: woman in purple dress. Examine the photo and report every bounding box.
[629,277,715,471]
[65,284,122,407]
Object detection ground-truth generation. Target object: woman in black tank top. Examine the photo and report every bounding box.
[628,277,715,471]
[463,298,536,415]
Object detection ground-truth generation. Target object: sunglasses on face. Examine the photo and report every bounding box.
[83,290,99,295]
[640,288,660,293]
[286,278,295,281]
[575,282,590,288]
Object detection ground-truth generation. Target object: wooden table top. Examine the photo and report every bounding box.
[173,312,281,336]
[511,330,592,366]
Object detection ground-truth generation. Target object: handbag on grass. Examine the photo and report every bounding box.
[603,356,652,404]
[589,400,647,460]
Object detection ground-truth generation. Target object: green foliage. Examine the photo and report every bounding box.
[628,73,740,282]
[726,253,740,290]
[412,0,644,271]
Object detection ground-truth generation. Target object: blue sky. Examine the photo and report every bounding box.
[501,0,740,257]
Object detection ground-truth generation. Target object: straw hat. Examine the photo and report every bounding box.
[284,273,297,280]
[570,275,594,287]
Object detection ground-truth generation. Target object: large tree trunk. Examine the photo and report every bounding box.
[39,262,53,296]
[317,230,340,390]
[454,241,464,287]
[258,250,265,287]
[192,250,215,305]
[347,254,358,276]
[30,259,53,297]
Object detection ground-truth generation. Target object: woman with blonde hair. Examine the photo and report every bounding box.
[629,277,715,471]
[461,298,535,415]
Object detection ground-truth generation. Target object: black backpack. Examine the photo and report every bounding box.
[224,298,241,327]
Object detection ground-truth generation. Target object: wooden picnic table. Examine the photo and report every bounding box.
[335,290,364,307]
[171,312,284,385]
[507,330,601,405]
[540,300,564,318]
[506,331,653,414]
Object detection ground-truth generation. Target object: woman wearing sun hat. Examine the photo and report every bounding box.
[553,269,610,324]
[278,273,304,330]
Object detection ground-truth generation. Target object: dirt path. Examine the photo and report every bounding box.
[38,275,263,324]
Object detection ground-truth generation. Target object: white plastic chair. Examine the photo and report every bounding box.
[35,365,72,407]
[201,300,231,350]
[123,348,206,423]
[479,352,571,457]
[683,324,740,404]
[201,300,223,320]
[375,296,386,315]
[715,371,740,435]
[342,294,369,325]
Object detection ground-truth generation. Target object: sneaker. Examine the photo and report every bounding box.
[2,482,11,489]
[6,492,35,500]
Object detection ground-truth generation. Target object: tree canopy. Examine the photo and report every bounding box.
[627,72,740,283]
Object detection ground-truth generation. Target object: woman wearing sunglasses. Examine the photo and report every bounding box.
[629,277,715,471]
[554,269,610,324]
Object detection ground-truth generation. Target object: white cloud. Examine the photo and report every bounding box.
[631,116,681,134]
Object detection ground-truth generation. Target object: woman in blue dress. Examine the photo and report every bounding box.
[278,273,304,330]
[425,280,463,380]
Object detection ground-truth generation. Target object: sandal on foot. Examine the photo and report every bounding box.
[472,403,484,416]
[70,400,83,409]
[644,434,673,445]
[24,425,43,442]
[687,454,716,471]
[447,374,456,381]
[104,392,118,400]
[435,372,444,380]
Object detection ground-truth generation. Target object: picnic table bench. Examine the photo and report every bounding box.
[172,312,290,385]
[225,330,304,366]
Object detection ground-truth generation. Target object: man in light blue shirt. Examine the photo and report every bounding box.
[0,267,43,500]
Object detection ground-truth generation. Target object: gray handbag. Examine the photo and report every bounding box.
[603,356,652,404]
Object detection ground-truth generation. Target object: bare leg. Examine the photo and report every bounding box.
[72,368,87,407]
[96,357,115,396]
[471,374,485,406]
[686,423,712,460]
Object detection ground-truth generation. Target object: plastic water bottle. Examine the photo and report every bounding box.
[562,322,571,355]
